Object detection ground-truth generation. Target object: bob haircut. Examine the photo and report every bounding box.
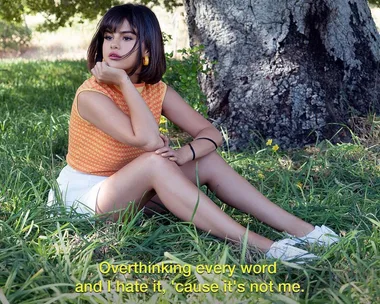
[87,4,166,84]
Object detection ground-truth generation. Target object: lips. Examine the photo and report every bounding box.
[109,53,122,60]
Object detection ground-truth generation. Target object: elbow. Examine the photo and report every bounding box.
[212,131,223,147]
[216,132,224,147]
[196,128,224,148]
[209,126,223,147]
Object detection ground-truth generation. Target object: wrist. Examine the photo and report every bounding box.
[177,146,192,165]
[118,73,131,87]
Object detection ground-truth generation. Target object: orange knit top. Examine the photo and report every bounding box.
[66,76,167,176]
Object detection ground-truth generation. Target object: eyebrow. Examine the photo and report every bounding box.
[105,30,136,35]
[119,30,136,34]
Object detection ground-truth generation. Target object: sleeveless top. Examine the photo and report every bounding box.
[66,76,167,176]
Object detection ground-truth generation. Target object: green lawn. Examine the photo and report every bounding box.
[0,59,379,303]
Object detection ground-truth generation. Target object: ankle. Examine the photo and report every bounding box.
[288,223,315,238]
[262,240,275,253]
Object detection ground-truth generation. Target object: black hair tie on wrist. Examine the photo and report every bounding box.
[195,137,218,150]
[188,143,195,160]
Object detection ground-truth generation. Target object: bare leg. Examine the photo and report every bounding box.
[151,152,314,237]
[95,152,274,251]
[205,153,314,236]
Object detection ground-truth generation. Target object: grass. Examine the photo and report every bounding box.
[0,59,379,304]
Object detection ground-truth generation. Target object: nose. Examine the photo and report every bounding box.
[110,41,119,49]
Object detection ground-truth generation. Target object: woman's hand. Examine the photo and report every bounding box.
[155,134,186,166]
[91,61,129,86]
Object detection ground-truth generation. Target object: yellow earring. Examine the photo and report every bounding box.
[143,56,149,66]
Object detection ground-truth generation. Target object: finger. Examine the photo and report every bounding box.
[94,64,101,75]
[156,147,170,154]
[96,62,104,73]
[101,62,110,70]
[161,137,169,147]
[159,134,166,146]
[97,63,104,73]
[155,147,169,154]
[91,68,98,79]
[161,151,174,157]
[159,134,169,146]
[159,150,174,157]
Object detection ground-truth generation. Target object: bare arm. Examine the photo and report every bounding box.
[78,62,164,151]
[177,128,223,164]
[162,86,223,163]
[118,75,163,150]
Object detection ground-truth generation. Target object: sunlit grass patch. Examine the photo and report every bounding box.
[0,59,379,303]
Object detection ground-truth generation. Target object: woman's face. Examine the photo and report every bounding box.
[102,19,146,75]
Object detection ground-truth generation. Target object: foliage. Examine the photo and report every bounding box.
[0,0,24,24]
[163,46,210,117]
[0,20,32,53]
[139,0,182,11]
[369,0,380,7]
[0,0,182,32]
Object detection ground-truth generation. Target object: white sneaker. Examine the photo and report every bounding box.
[292,225,340,246]
[266,239,318,263]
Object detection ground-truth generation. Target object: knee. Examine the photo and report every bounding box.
[198,151,225,178]
[141,151,179,171]
[198,150,222,165]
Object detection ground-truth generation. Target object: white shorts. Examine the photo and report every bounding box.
[47,165,108,215]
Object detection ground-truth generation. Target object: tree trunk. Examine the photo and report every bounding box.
[183,0,380,150]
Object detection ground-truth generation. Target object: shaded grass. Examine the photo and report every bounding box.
[0,59,379,303]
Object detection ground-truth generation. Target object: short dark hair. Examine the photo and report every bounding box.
[87,3,166,84]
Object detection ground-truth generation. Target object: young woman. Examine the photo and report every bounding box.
[48,3,339,262]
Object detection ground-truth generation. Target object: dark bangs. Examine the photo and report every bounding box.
[87,4,166,84]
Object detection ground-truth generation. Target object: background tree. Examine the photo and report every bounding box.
[0,0,120,31]
[0,0,181,31]
[1,0,379,149]
[184,0,380,149]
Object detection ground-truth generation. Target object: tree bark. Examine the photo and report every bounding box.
[183,0,380,150]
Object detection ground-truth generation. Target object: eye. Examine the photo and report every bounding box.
[123,36,133,41]
[104,35,112,40]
